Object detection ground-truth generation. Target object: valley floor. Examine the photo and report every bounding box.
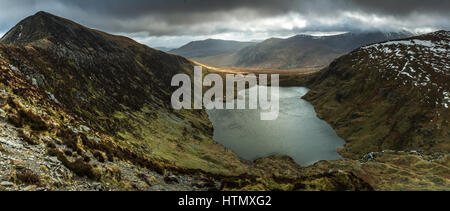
[193,60,322,76]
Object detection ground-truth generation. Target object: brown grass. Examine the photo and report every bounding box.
[47,148,101,180]
[0,144,5,152]
[17,129,39,145]
[192,59,322,76]
[14,168,41,185]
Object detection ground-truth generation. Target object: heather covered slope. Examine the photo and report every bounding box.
[304,31,450,159]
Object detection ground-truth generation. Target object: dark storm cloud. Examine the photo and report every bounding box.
[0,0,449,46]
[60,0,450,34]
[349,0,450,16]
[61,0,450,17]
[63,0,299,17]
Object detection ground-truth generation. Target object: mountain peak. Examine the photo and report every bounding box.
[424,30,449,40]
[0,11,143,55]
[34,10,52,16]
[0,11,118,52]
[1,11,76,44]
[30,10,54,19]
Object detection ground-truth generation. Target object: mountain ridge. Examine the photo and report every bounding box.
[181,31,414,69]
[169,39,256,59]
[234,31,415,69]
[0,11,249,179]
[304,30,450,158]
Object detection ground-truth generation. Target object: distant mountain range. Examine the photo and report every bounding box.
[170,31,414,69]
[154,47,174,52]
[169,39,256,59]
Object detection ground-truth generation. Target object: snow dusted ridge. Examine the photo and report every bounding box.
[357,31,449,108]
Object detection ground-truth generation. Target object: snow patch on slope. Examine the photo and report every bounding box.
[360,32,449,108]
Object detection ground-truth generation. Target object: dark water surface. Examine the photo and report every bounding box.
[206,86,345,166]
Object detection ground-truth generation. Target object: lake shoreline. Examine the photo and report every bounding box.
[206,86,345,167]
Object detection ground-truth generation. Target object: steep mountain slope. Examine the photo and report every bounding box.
[304,31,450,159]
[0,11,247,177]
[200,31,413,69]
[169,39,255,59]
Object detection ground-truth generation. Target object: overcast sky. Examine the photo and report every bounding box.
[0,0,449,48]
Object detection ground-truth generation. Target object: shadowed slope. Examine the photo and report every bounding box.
[0,11,247,175]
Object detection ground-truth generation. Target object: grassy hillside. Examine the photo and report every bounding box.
[304,31,450,159]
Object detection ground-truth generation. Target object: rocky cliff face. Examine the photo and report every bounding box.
[304,31,450,159]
